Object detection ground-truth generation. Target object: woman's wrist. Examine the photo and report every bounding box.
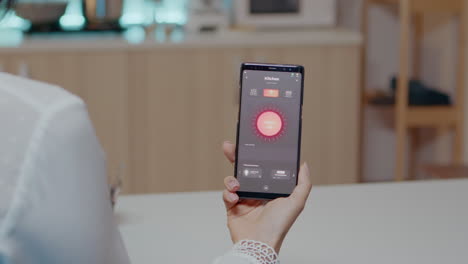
[231,240,280,264]
[232,231,284,253]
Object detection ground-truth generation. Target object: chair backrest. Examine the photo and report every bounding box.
[0,73,130,264]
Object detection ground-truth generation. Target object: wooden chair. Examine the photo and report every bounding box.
[361,0,467,181]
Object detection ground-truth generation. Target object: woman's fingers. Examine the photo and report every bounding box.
[224,176,240,192]
[290,163,312,208]
[223,176,240,211]
[223,189,239,211]
[223,141,236,164]
[297,163,312,189]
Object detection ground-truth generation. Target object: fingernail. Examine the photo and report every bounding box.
[228,179,238,189]
[303,162,309,172]
[224,141,232,144]
[228,192,238,202]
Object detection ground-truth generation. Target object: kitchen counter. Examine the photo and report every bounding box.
[0,28,362,53]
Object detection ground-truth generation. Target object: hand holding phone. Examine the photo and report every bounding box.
[222,141,312,253]
[235,63,305,199]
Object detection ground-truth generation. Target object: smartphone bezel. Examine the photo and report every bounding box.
[235,62,305,200]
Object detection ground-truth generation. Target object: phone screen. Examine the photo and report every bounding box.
[235,64,304,199]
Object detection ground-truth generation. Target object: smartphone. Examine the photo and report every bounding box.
[235,62,304,200]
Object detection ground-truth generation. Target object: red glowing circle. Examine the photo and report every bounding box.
[252,107,286,142]
[256,111,283,137]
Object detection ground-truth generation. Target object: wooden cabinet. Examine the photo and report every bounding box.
[288,46,361,184]
[0,33,361,194]
[127,48,248,193]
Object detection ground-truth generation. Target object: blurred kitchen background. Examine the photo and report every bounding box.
[0,0,467,194]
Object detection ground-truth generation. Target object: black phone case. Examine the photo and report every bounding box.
[234,62,304,200]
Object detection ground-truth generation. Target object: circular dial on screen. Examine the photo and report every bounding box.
[253,108,286,141]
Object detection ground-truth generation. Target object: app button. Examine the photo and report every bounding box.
[250,89,258,96]
[242,167,262,179]
[263,89,279,98]
[285,90,293,98]
[271,169,291,180]
[263,185,269,191]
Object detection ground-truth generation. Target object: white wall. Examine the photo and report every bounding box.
[337,0,463,181]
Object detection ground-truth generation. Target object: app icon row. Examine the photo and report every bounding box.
[249,88,293,98]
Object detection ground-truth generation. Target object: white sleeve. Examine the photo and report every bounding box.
[0,74,129,264]
[214,240,280,264]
